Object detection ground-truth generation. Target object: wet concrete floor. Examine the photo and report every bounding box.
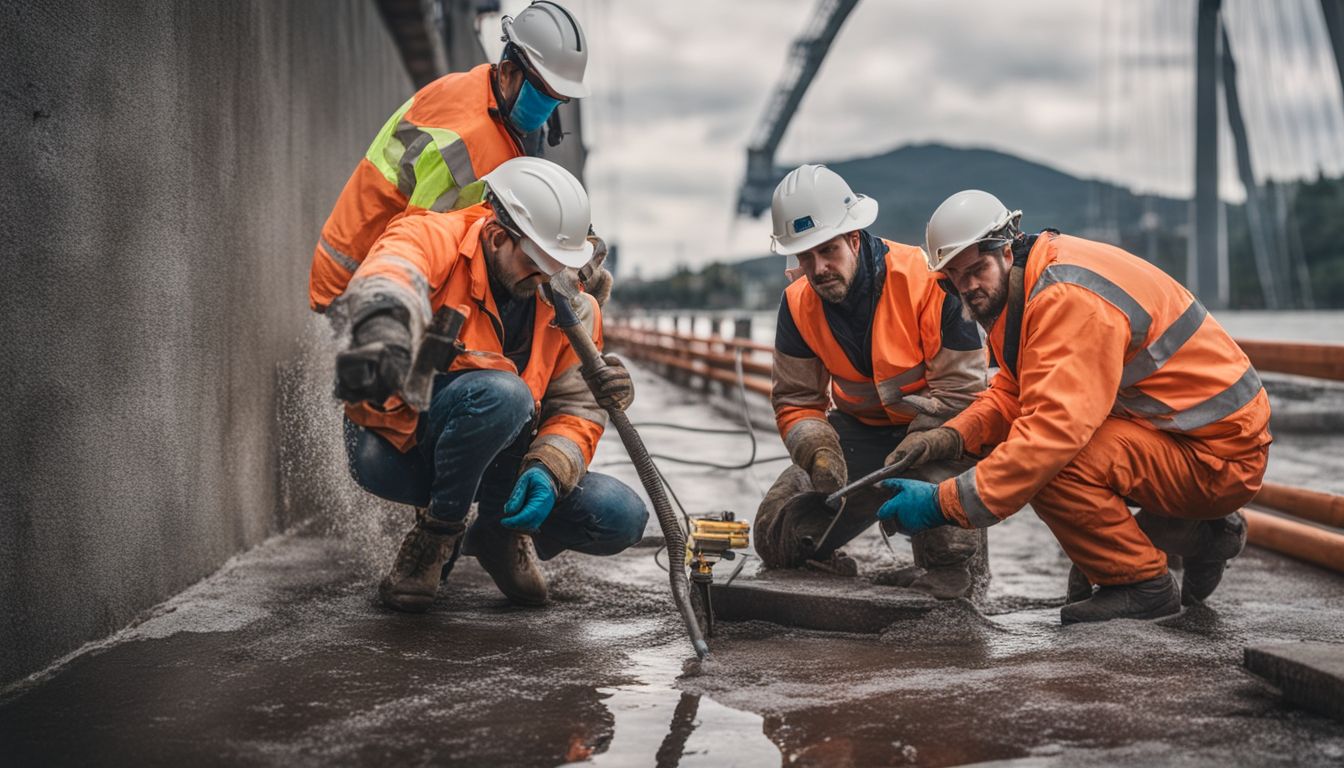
[4,363,1344,766]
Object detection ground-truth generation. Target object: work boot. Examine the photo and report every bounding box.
[1066,564,1093,604]
[908,524,989,601]
[1182,511,1248,605]
[464,522,549,606]
[910,567,973,600]
[379,511,466,613]
[1059,571,1181,624]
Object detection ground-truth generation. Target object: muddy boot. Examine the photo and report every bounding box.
[908,525,989,601]
[1066,564,1093,604]
[379,511,466,613]
[1059,572,1181,624]
[464,522,548,606]
[1182,511,1248,605]
[910,568,973,600]
[873,564,924,588]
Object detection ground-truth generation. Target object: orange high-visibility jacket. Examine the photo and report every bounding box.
[310,64,524,312]
[773,239,985,439]
[342,203,606,491]
[939,232,1272,528]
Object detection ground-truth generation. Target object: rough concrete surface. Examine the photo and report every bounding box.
[3,362,1343,766]
[0,0,413,684]
[1245,641,1344,724]
[713,567,941,633]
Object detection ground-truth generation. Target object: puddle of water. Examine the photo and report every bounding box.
[573,640,779,767]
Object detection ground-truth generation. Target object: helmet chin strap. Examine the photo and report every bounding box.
[546,109,564,147]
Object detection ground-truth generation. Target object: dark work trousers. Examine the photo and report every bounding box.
[344,369,648,560]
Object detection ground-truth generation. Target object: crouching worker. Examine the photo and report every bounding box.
[331,156,648,612]
[879,190,1270,623]
[753,165,990,599]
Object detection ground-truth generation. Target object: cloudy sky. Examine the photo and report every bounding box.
[485,0,1344,277]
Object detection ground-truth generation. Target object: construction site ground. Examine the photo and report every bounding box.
[2,361,1342,767]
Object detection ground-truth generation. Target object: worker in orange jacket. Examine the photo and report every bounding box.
[879,190,1271,623]
[753,165,989,599]
[310,1,612,314]
[332,157,645,612]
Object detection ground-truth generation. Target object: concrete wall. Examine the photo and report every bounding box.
[0,0,413,685]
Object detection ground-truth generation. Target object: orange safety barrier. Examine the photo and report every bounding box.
[1235,339,1344,381]
[607,322,774,355]
[607,328,772,378]
[1253,482,1344,530]
[1244,509,1344,574]
[613,342,772,396]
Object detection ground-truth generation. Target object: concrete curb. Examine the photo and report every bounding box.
[711,568,940,633]
[1244,641,1344,723]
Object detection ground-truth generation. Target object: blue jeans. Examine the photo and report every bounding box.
[344,369,648,560]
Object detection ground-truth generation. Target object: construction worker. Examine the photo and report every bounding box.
[879,190,1271,623]
[309,1,613,313]
[332,156,646,611]
[753,165,990,599]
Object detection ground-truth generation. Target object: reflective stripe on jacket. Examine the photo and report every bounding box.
[339,203,605,488]
[310,64,524,312]
[939,232,1272,528]
[773,238,986,439]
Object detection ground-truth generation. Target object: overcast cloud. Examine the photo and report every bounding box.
[486,0,1344,277]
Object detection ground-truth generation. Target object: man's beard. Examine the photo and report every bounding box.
[487,251,541,298]
[962,280,1009,325]
[811,274,850,303]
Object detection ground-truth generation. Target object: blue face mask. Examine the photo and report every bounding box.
[508,80,561,134]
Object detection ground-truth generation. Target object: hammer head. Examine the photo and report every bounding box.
[401,305,469,411]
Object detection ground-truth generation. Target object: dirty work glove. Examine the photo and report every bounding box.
[578,233,613,307]
[884,427,963,472]
[808,448,846,495]
[335,313,412,404]
[785,420,847,495]
[876,479,949,534]
[585,354,635,411]
[501,465,559,532]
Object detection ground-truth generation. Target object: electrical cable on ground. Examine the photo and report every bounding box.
[595,348,790,471]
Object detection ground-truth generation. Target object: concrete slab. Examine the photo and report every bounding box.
[1244,641,1344,723]
[711,568,942,633]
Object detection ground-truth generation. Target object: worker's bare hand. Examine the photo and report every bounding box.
[884,427,963,472]
[587,353,634,411]
[335,314,411,405]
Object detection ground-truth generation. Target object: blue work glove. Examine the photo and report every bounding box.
[875,479,950,534]
[501,465,558,531]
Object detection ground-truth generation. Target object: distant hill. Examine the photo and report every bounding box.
[825,142,1186,248]
[615,143,1344,309]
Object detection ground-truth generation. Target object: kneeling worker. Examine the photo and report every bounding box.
[754,165,989,599]
[879,190,1270,622]
[332,156,647,611]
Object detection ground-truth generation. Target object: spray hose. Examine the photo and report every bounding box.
[546,277,710,659]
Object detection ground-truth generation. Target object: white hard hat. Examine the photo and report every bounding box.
[924,190,1022,272]
[482,157,594,275]
[770,164,879,256]
[501,1,590,99]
